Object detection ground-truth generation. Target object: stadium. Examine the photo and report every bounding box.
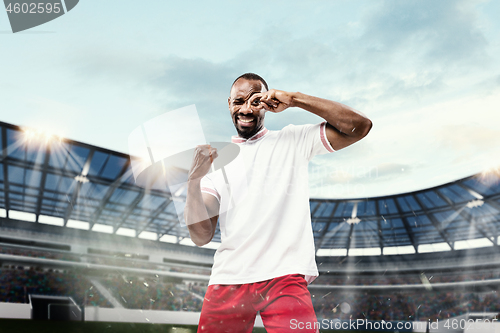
[1,115,499,333]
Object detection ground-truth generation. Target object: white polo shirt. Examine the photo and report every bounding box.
[200,122,335,285]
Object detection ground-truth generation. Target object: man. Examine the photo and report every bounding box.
[184,73,372,332]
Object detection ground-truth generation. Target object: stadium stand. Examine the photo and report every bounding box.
[101,275,203,311]
[312,289,500,322]
[0,266,111,307]
[1,120,499,328]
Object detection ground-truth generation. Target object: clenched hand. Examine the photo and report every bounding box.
[188,145,218,181]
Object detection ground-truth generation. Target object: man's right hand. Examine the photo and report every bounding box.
[188,145,218,181]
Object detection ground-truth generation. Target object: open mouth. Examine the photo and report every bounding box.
[237,116,255,127]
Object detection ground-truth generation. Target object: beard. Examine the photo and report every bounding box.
[233,113,263,139]
[236,124,260,139]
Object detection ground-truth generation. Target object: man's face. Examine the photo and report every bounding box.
[228,79,266,139]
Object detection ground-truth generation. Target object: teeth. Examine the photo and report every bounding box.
[239,118,254,123]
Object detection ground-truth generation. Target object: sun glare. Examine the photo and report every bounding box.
[481,165,500,177]
[22,127,64,145]
[478,164,500,188]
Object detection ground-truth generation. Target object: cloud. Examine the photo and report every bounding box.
[348,0,491,113]
[361,0,488,65]
[435,123,500,152]
[54,0,496,143]
[67,44,166,86]
[219,0,494,118]
[374,162,414,179]
[19,0,494,199]
[148,56,242,142]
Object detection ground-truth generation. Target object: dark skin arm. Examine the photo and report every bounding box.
[186,90,370,245]
[249,90,372,150]
[184,145,220,246]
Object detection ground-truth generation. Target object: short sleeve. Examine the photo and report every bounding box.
[200,174,220,202]
[289,122,335,160]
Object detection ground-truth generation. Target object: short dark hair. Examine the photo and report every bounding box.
[231,73,269,92]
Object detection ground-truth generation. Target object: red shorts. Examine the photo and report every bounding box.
[198,274,318,333]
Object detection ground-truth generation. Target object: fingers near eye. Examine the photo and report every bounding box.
[261,102,273,111]
[249,93,263,107]
[250,99,261,107]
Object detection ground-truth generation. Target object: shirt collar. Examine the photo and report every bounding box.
[231,127,269,144]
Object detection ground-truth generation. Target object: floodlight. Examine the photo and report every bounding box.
[74,175,89,183]
[21,127,63,145]
[466,199,484,208]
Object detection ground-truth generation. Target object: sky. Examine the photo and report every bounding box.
[1,0,499,199]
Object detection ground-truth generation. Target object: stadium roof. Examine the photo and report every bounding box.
[312,174,500,256]
[0,121,190,244]
[1,121,499,255]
